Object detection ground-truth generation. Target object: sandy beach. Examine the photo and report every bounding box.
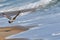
[0,26,28,40]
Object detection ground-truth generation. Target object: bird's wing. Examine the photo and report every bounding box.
[12,11,21,20]
[2,13,12,20]
[0,7,37,18]
[0,11,19,18]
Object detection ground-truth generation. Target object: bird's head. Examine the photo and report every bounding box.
[8,20,14,23]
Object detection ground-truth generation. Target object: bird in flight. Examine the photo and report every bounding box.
[1,0,58,23]
[2,11,21,23]
[2,8,36,23]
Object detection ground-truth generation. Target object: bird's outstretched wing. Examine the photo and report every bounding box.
[2,13,11,20]
[12,11,21,20]
[0,7,37,23]
[0,7,37,18]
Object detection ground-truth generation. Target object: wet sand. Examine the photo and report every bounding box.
[0,26,28,40]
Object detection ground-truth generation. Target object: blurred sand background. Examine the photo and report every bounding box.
[0,26,28,40]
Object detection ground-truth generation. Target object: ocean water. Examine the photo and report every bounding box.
[0,0,60,27]
[0,0,60,40]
